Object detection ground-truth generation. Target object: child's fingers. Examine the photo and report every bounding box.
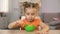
[39,32,44,34]
[16,20,23,24]
[45,32,49,34]
[35,31,39,34]
[40,32,49,34]
[35,32,40,34]
[35,31,40,34]
[35,31,49,34]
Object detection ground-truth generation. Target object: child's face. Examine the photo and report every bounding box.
[25,8,37,22]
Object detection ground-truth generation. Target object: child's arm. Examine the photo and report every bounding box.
[40,22,49,32]
[8,20,22,29]
[35,19,49,34]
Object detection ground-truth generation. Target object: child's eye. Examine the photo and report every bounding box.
[31,13,35,15]
[26,13,29,15]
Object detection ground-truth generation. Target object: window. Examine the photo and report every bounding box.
[0,0,8,13]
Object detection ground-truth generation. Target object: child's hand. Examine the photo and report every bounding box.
[16,20,23,25]
[35,31,49,34]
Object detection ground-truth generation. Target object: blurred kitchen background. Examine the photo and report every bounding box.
[0,0,60,30]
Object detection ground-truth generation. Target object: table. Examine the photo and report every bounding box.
[0,30,60,34]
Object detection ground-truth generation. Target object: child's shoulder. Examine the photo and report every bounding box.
[35,17,41,20]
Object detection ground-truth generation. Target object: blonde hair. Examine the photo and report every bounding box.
[23,1,40,12]
[23,0,41,7]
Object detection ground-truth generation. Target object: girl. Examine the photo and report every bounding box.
[8,1,49,34]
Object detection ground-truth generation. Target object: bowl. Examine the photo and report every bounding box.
[24,25,36,32]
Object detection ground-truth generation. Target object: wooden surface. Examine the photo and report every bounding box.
[0,30,60,34]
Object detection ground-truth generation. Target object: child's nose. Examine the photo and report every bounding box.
[29,15,32,18]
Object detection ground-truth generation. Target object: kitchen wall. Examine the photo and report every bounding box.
[41,0,60,13]
[7,0,20,23]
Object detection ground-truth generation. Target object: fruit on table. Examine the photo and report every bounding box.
[24,24,36,32]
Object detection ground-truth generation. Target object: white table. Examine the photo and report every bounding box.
[0,30,60,34]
